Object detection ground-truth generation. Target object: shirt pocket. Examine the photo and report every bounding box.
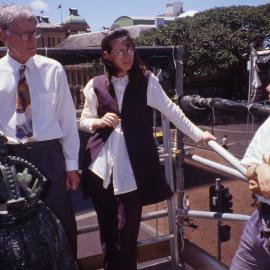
[39,93,56,121]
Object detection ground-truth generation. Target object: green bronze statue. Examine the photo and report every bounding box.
[0,135,77,270]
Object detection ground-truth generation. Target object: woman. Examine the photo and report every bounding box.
[80,29,215,270]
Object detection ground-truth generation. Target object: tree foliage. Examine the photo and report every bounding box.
[136,4,270,85]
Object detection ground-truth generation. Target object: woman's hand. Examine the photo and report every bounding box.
[98,112,121,128]
[199,131,216,144]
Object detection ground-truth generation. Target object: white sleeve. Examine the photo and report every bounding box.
[55,66,80,171]
[241,117,270,166]
[147,73,203,142]
[79,79,99,133]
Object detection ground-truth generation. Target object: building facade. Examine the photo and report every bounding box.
[113,1,183,28]
[37,8,90,48]
[37,16,67,48]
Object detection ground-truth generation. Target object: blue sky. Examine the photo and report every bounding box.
[2,0,270,31]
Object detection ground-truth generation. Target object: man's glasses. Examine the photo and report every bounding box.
[111,48,134,58]
[5,29,41,41]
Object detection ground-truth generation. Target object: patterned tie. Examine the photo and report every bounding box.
[16,65,33,139]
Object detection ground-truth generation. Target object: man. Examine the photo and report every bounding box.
[0,5,80,257]
[221,134,228,149]
[230,117,270,269]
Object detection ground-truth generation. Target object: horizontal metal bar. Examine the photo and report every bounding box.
[183,210,250,222]
[184,153,247,181]
[137,234,174,246]
[0,46,176,57]
[138,257,172,270]
[77,224,98,234]
[0,46,177,66]
[77,206,250,235]
[77,209,169,235]
[141,209,168,221]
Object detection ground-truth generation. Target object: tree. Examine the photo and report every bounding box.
[136,4,270,98]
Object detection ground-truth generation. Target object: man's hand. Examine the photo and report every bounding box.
[256,164,270,198]
[248,179,263,196]
[66,170,80,191]
[247,164,270,198]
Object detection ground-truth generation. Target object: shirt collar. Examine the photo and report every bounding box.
[111,75,129,84]
[6,52,35,73]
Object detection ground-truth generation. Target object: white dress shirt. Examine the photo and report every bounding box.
[80,73,203,194]
[241,116,270,204]
[0,53,79,171]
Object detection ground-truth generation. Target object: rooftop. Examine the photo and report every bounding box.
[57,25,155,48]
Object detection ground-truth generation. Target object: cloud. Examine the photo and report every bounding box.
[30,0,48,11]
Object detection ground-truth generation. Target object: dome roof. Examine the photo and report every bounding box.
[63,8,87,24]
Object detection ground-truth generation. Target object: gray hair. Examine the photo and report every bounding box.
[0,5,37,30]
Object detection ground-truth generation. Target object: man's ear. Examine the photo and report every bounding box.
[0,29,7,44]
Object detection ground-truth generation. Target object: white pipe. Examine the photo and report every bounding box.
[186,210,250,222]
[188,154,247,181]
[207,140,247,177]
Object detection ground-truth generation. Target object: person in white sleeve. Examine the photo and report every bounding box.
[231,116,270,270]
[0,4,79,257]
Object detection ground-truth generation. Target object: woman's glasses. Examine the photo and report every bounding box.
[111,48,134,58]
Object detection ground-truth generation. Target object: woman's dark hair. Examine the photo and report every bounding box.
[101,29,146,83]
